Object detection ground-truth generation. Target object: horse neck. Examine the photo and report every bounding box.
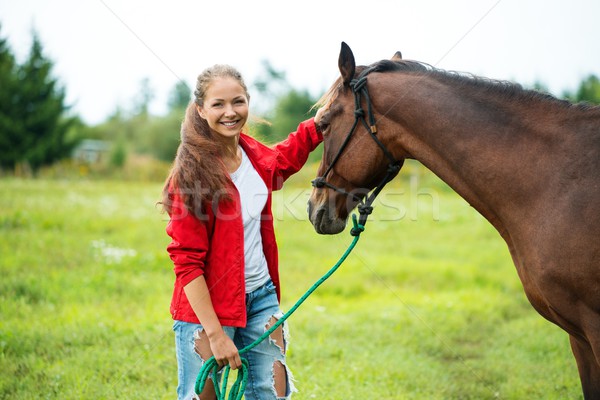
[376,73,570,235]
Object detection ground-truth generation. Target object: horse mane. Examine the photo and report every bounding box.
[316,59,597,113]
[368,59,598,112]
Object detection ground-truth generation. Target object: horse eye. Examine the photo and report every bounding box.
[318,112,331,134]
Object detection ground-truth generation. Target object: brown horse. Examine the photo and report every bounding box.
[308,42,600,398]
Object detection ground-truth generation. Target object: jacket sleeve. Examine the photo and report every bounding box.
[271,117,323,190]
[165,194,210,287]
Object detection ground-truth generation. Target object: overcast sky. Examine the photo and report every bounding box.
[1,0,599,125]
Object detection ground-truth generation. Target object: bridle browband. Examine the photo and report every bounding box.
[311,67,402,236]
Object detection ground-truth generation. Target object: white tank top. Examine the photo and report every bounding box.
[230,146,270,293]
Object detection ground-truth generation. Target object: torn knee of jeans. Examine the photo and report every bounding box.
[271,359,297,399]
[265,312,297,398]
[265,312,287,355]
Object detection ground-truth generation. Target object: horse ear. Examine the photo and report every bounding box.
[391,51,403,61]
[338,42,356,86]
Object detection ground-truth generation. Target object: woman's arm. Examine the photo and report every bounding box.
[271,116,324,189]
[184,276,242,370]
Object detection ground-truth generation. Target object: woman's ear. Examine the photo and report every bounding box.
[196,105,206,120]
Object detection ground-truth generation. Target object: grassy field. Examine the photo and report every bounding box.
[0,162,582,399]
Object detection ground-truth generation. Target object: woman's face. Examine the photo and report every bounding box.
[197,77,249,139]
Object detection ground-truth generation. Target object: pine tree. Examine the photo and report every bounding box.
[0,26,19,170]
[0,29,77,173]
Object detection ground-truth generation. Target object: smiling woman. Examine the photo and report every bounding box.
[159,64,324,400]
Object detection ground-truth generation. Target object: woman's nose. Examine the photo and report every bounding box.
[224,104,236,116]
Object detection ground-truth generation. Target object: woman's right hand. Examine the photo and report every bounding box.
[209,330,242,370]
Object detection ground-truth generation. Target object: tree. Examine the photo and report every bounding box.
[168,80,192,112]
[253,87,320,164]
[133,77,154,116]
[252,59,290,116]
[575,75,600,104]
[563,74,600,104]
[0,26,19,169]
[249,60,319,144]
[271,89,317,141]
[0,29,77,173]
[142,112,182,161]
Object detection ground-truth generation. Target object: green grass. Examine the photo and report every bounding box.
[0,163,582,399]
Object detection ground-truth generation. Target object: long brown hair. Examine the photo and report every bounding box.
[161,64,250,217]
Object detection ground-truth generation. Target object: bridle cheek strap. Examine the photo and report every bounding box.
[312,68,402,236]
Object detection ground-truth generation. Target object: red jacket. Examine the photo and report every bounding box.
[166,118,322,327]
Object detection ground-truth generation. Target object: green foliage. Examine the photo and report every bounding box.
[109,138,128,168]
[272,89,317,141]
[4,23,599,180]
[133,77,154,116]
[575,74,600,104]
[253,88,322,161]
[0,172,582,399]
[89,108,181,163]
[0,28,18,155]
[167,80,192,112]
[563,74,600,104]
[252,59,289,115]
[245,61,322,160]
[93,80,186,165]
[139,111,182,162]
[0,28,78,173]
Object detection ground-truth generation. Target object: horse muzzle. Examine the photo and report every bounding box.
[307,196,348,235]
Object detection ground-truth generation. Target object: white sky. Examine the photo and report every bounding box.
[1,0,599,125]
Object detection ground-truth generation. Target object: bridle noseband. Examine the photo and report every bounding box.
[312,67,402,236]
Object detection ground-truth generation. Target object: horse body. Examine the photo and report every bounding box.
[308,43,600,397]
[373,71,600,326]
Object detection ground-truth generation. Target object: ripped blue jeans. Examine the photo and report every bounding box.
[173,279,295,400]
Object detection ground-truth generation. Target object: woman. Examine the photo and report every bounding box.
[161,64,323,400]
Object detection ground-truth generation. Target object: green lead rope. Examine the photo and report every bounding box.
[194,214,365,399]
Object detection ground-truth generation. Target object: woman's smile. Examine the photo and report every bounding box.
[221,120,239,128]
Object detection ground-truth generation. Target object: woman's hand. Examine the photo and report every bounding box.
[183,277,242,370]
[314,107,326,125]
[208,330,242,370]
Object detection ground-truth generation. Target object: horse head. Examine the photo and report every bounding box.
[308,42,406,234]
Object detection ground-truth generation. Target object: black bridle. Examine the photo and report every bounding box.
[311,67,402,236]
